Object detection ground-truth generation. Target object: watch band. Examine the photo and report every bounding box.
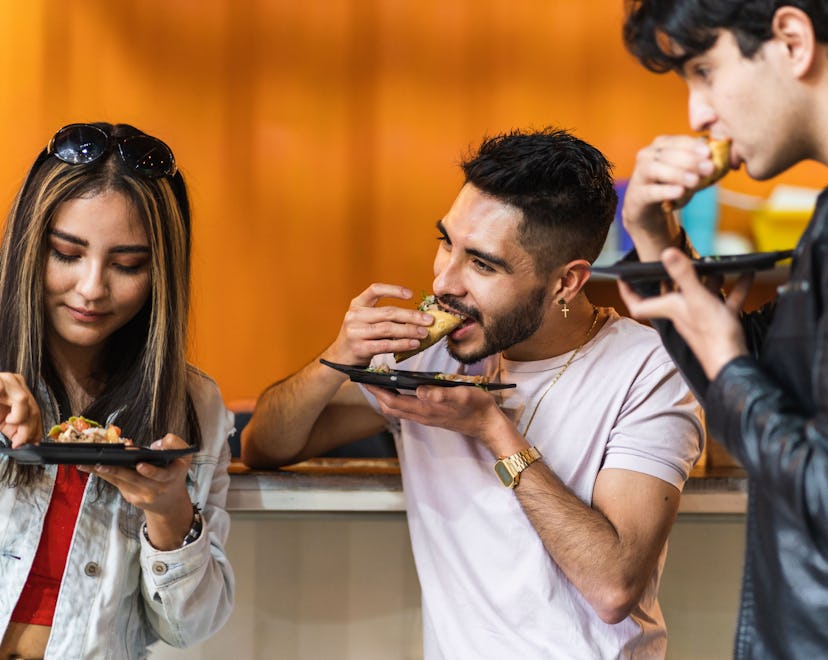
[494,446,542,488]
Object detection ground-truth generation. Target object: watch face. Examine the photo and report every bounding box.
[494,460,515,487]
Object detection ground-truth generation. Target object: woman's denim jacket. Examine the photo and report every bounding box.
[0,366,235,659]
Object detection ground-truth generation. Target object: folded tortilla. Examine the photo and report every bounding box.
[663,138,731,212]
[394,308,464,362]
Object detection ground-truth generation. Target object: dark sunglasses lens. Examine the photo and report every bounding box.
[50,124,108,164]
[118,136,176,178]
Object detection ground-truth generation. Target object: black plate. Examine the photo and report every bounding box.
[320,359,515,391]
[0,443,198,466]
[590,250,794,283]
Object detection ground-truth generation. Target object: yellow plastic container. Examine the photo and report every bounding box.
[750,208,810,251]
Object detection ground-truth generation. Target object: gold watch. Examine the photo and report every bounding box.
[493,447,542,488]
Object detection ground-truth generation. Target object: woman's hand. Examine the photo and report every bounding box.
[0,372,42,448]
[85,433,196,550]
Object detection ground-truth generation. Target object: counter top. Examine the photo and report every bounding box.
[227,459,748,516]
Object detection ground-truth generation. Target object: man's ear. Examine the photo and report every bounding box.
[551,259,592,300]
[771,6,817,79]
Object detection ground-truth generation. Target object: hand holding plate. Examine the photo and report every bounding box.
[89,433,194,513]
[618,248,750,379]
[367,380,510,450]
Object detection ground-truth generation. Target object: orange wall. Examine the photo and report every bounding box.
[0,1,823,403]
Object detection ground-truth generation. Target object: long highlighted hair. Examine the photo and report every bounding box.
[0,122,200,485]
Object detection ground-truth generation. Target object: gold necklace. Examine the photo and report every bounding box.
[503,306,600,440]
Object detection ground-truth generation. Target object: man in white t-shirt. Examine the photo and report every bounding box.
[242,128,704,659]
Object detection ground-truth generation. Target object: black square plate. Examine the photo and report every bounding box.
[0,443,198,466]
[320,359,515,391]
[590,249,793,283]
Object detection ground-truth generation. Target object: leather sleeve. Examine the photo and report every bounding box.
[705,356,828,546]
[649,303,775,404]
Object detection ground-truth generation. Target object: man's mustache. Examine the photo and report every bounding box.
[437,296,481,324]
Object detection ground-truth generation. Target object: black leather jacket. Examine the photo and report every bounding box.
[651,188,828,659]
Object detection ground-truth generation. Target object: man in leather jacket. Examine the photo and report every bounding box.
[619,1,828,658]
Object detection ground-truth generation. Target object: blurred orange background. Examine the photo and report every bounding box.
[0,0,823,403]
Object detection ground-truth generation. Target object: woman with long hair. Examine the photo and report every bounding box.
[0,122,234,659]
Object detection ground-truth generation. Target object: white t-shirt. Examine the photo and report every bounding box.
[364,310,704,659]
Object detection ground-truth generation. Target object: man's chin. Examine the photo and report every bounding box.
[446,340,495,365]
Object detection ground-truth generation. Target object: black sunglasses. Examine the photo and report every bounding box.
[47,123,177,178]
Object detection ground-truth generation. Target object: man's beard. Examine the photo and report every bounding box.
[440,284,549,364]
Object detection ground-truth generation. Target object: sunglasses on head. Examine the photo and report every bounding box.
[47,123,177,178]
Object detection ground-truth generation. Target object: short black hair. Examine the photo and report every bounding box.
[623,0,828,73]
[460,127,617,274]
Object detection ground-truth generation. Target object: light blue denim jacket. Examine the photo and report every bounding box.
[0,367,235,659]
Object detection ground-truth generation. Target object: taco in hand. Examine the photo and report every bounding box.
[394,295,464,363]
[662,137,731,212]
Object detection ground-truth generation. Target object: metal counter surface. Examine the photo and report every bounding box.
[227,458,747,515]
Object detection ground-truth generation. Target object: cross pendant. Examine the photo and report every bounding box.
[561,302,570,318]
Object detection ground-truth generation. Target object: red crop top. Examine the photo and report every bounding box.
[11,464,88,626]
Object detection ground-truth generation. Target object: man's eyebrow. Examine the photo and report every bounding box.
[435,219,513,273]
[49,229,150,254]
